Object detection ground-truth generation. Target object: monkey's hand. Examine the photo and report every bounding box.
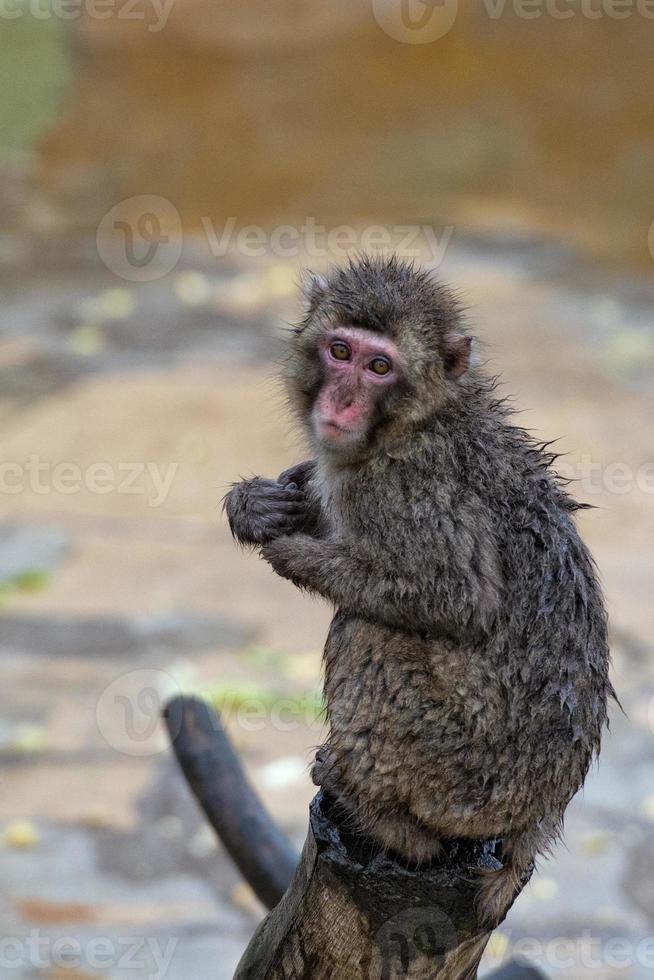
[278,459,327,537]
[223,477,306,547]
[277,459,316,491]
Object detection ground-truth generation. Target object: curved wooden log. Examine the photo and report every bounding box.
[163,695,297,909]
[164,695,544,980]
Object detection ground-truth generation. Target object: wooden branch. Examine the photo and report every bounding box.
[163,695,297,909]
[164,695,545,980]
[489,965,546,979]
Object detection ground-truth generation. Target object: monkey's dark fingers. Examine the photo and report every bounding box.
[252,499,306,520]
[249,483,304,504]
[275,500,306,514]
[278,485,305,501]
[239,476,303,497]
[277,460,316,488]
[311,747,342,787]
[260,509,308,533]
[278,517,309,534]
[487,964,547,979]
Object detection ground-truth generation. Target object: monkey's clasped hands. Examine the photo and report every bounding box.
[224,461,316,547]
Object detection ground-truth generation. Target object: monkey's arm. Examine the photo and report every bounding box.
[261,531,501,636]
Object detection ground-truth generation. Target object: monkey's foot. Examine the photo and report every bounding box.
[311,745,342,788]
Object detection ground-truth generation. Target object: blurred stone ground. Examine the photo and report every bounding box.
[0,236,653,979]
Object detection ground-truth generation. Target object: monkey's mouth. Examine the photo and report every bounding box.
[315,418,362,446]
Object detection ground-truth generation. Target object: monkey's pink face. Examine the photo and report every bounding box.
[312,327,401,453]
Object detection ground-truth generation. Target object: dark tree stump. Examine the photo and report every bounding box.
[164,696,543,980]
[235,792,512,980]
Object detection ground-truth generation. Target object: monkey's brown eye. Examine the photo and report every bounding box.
[369,357,391,376]
[330,342,351,361]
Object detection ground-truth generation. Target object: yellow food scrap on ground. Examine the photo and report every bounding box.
[4,820,39,849]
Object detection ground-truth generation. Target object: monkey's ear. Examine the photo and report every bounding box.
[302,272,328,311]
[442,333,472,380]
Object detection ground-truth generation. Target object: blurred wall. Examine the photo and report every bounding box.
[12,0,654,269]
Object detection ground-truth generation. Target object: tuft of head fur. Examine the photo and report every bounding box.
[286,255,471,452]
[300,254,463,347]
